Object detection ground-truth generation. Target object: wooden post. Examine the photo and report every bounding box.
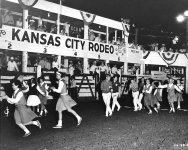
[22,9,28,72]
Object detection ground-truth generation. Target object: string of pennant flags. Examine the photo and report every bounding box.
[142,50,187,65]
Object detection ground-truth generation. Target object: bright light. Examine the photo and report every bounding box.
[176,15,185,22]
[184,10,188,17]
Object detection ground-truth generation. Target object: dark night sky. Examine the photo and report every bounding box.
[49,0,188,33]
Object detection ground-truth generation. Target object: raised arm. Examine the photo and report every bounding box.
[53,81,64,93]
[158,84,168,88]
[145,86,152,94]
[7,92,23,104]
[22,81,29,93]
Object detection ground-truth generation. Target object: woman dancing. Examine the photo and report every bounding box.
[1,80,41,137]
[176,79,184,110]
[51,72,82,128]
[158,78,182,113]
[27,78,41,113]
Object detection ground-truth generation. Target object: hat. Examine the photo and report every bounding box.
[10,57,14,60]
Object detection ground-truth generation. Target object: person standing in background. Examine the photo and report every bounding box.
[7,57,19,72]
[52,57,59,72]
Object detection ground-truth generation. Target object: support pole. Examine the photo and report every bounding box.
[22,9,28,72]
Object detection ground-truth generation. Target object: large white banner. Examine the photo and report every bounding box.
[0,26,142,62]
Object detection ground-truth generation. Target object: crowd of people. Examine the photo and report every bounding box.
[89,61,122,80]
[99,74,184,117]
[0,72,82,137]
[0,69,185,138]
[1,8,187,54]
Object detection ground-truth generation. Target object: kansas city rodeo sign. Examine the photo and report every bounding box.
[6,27,118,54]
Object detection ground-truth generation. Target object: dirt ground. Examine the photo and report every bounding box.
[0,95,188,150]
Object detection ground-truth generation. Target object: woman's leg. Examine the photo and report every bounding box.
[177,100,181,109]
[138,93,143,110]
[112,93,120,112]
[17,123,31,137]
[106,93,112,116]
[53,111,63,128]
[67,108,82,126]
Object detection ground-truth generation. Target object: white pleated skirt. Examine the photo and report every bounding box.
[27,95,41,106]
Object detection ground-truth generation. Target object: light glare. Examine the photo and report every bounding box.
[176,15,185,22]
[184,10,188,17]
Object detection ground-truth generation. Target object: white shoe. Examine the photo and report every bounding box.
[169,108,173,113]
[36,120,41,129]
[154,108,158,113]
[148,111,152,115]
[77,117,82,126]
[53,125,62,128]
[117,107,121,111]
[53,120,62,128]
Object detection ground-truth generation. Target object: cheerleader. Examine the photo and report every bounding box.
[27,78,41,113]
[158,78,182,113]
[37,76,48,117]
[17,75,29,95]
[111,75,121,112]
[1,80,41,137]
[176,79,184,110]
[153,81,163,109]
[51,72,82,128]
[69,75,78,102]
[143,79,158,114]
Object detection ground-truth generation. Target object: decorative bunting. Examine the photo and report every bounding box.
[158,52,179,65]
[80,11,96,25]
[143,51,150,59]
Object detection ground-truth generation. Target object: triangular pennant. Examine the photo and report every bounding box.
[143,51,150,59]
[80,11,96,25]
[158,52,179,65]
[122,22,130,37]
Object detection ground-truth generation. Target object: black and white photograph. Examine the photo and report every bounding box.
[0,0,188,149]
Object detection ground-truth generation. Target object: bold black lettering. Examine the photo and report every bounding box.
[12,28,20,41]
[105,45,109,53]
[31,32,39,44]
[80,41,85,50]
[74,39,79,49]
[100,44,104,52]
[55,36,61,46]
[47,35,54,46]
[65,38,71,48]
[109,46,114,54]
[40,34,47,45]
[94,43,99,52]
[89,42,94,51]
[21,31,30,42]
